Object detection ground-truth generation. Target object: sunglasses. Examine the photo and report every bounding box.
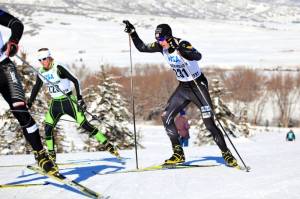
[156,36,167,42]
[38,57,48,62]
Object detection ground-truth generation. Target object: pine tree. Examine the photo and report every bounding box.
[195,78,249,146]
[80,67,135,151]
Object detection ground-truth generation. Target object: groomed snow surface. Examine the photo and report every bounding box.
[0,125,299,199]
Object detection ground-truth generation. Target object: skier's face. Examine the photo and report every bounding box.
[39,57,52,70]
[159,40,169,49]
[156,36,170,49]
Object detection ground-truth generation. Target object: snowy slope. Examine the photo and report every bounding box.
[0,125,299,199]
[0,1,299,69]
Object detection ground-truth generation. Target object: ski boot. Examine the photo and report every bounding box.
[164,145,185,165]
[48,150,56,163]
[34,149,58,175]
[222,149,238,167]
[104,141,120,158]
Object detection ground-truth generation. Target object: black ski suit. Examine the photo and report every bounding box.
[130,31,229,152]
[0,9,43,151]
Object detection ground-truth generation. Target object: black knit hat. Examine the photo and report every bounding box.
[155,24,172,40]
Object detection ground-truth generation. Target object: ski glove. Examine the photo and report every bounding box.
[77,98,87,111]
[167,37,179,50]
[123,20,135,34]
[1,40,19,57]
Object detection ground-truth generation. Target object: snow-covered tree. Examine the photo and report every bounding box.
[80,68,135,151]
[239,108,250,137]
[0,110,28,154]
[195,78,249,146]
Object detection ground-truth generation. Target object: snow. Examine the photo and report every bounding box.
[0,125,300,199]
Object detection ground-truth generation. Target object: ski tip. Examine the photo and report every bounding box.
[236,165,251,172]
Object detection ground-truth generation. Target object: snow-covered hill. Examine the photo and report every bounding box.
[3,0,300,23]
[0,125,299,199]
[0,0,299,69]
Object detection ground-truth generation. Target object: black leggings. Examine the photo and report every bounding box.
[0,58,43,151]
[161,74,228,152]
[44,95,104,151]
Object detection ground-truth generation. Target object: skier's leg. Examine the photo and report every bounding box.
[190,75,237,166]
[0,60,44,151]
[0,59,57,173]
[162,86,190,164]
[44,100,62,162]
[65,96,119,157]
[11,100,44,150]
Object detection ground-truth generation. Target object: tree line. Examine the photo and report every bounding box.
[80,64,300,128]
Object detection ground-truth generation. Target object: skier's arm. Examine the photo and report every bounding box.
[28,75,43,105]
[123,20,162,53]
[57,65,82,99]
[130,31,163,53]
[178,40,202,61]
[0,10,23,43]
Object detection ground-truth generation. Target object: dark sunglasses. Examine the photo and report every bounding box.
[38,57,48,62]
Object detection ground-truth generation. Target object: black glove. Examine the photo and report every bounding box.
[27,101,32,109]
[167,37,179,49]
[77,96,87,111]
[123,20,135,34]
[1,40,19,57]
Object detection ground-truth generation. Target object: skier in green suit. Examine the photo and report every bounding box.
[28,48,120,162]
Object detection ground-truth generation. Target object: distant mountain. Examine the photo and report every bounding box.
[1,0,300,24]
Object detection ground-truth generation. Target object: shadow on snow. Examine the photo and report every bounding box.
[7,157,129,198]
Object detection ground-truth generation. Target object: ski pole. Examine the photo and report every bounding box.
[176,52,249,171]
[125,26,139,169]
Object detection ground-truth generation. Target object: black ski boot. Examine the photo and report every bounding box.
[34,149,58,174]
[222,149,238,167]
[164,145,185,164]
[104,141,120,158]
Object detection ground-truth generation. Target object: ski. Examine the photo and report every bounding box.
[0,182,49,188]
[0,162,92,168]
[27,165,104,199]
[94,163,220,175]
[224,163,251,172]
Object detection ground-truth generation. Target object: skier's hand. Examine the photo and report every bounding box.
[123,20,135,34]
[167,37,179,50]
[1,40,19,57]
[77,97,87,111]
